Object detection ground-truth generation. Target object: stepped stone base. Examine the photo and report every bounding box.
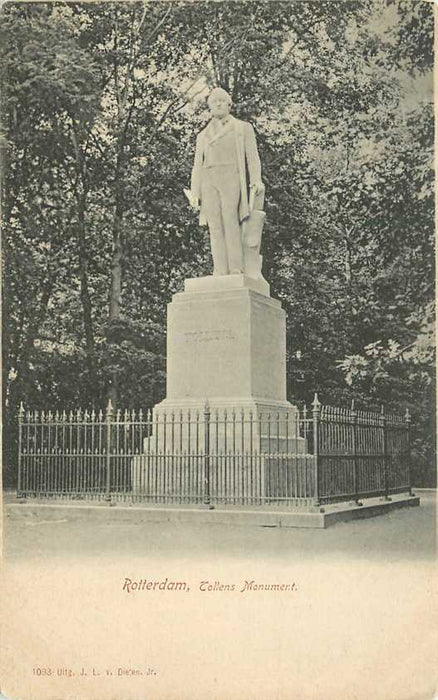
[6,493,420,529]
[150,397,306,454]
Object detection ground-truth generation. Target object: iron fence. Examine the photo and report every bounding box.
[315,400,411,505]
[17,395,411,508]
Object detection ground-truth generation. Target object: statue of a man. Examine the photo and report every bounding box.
[187,87,265,278]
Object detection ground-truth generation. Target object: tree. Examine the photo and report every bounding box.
[2,0,434,486]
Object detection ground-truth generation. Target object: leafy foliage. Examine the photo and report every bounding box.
[2,0,434,485]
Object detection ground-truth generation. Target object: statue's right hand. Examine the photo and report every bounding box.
[184,188,200,210]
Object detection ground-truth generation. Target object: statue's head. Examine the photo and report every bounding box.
[207,87,231,118]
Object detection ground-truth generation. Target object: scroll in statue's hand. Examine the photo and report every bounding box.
[250,181,265,196]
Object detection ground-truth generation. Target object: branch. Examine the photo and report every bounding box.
[137,1,149,34]
[113,7,121,110]
[261,34,301,78]
[143,70,208,150]
[142,4,172,45]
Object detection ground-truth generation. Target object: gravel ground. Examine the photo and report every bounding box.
[2,489,435,562]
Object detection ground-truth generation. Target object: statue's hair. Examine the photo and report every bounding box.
[207,87,232,106]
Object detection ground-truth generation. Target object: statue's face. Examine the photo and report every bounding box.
[209,94,231,119]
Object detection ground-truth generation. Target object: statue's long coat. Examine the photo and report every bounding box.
[190,115,262,226]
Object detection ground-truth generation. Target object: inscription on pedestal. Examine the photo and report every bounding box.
[175,329,236,344]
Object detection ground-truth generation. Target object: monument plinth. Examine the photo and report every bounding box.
[158,274,283,405]
[151,274,304,453]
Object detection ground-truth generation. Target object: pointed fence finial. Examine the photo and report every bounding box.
[106,399,114,420]
[312,392,320,411]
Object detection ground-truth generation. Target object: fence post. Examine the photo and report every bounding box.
[405,408,412,495]
[351,400,362,506]
[17,402,25,499]
[203,400,213,508]
[105,399,114,504]
[380,405,392,501]
[312,393,321,509]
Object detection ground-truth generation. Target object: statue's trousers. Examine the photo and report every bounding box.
[201,164,243,275]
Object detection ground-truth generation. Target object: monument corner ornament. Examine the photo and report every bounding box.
[185,86,267,282]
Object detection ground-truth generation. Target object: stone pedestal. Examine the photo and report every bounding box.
[150,274,304,453]
[164,274,282,402]
[133,275,305,498]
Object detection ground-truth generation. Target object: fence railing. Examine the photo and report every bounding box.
[17,395,412,509]
[316,400,411,505]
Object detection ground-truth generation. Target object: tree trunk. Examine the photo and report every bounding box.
[107,191,124,409]
[77,189,97,405]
